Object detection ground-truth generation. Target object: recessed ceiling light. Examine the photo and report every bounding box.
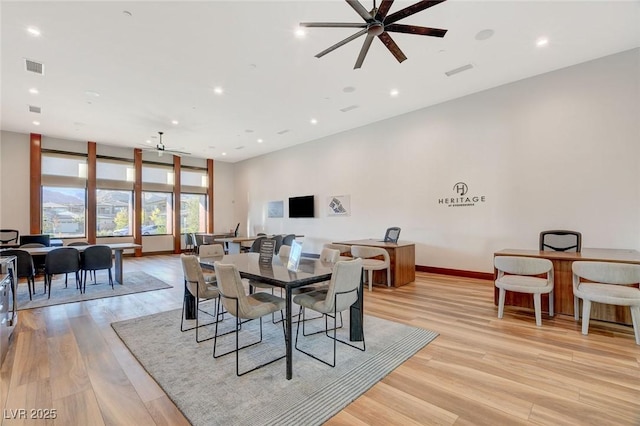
[32,121,40,126]
[475,29,494,41]
[27,27,41,37]
[257,139,263,143]
[221,152,227,156]
[85,90,100,97]
[171,120,179,125]
[295,28,306,38]
[536,38,549,47]
[145,140,151,144]
[390,89,399,97]
[29,88,39,94]
[310,118,318,125]
[213,87,223,95]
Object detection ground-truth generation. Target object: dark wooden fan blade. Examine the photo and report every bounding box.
[384,0,447,25]
[385,23,447,37]
[378,32,407,63]
[315,28,368,58]
[346,0,373,22]
[375,0,395,21]
[300,22,367,28]
[354,33,375,69]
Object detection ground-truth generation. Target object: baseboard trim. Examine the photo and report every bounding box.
[416,265,493,281]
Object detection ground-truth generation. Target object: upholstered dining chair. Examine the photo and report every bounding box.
[212,261,286,376]
[1,249,35,300]
[81,245,113,292]
[572,261,640,345]
[44,247,81,299]
[180,254,222,342]
[293,258,365,367]
[539,230,582,252]
[184,233,195,254]
[384,227,401,243]
[198,243,225,282]
[282,234,296,246]
[68,241,92,282]
[494,256,554,327]
[350,245,390,291]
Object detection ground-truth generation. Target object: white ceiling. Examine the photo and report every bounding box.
[2,1,639,163]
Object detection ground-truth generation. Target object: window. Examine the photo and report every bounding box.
[41,152,87,238]
[42,186,86,238]
[181,193,206,233]
[141,192,172,235]
[97,190,133,236]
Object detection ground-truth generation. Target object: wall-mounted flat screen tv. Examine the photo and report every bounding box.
[289,195,314,218]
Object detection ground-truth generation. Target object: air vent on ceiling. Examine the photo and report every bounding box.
[235,146,245,150]
[445,64,474,77]
[29,105,41,114]
[340,105,359,113]
[25,59,44,75]
[277,129,290,135]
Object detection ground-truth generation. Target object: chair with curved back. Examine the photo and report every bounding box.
[273,234,284,254]
[494,256,554,327]
[384,227,401,243]
[81,245,113,292]
[212,261,286,376]
[20,242,47,279]
[350,245,391,291]
[1,249,35,300]
[44,247,81,299]
[282,234,296,246]
[197,243,225,282]
[184,233,195,254]
[68,241,92,282]
[539,230,582,252]
[180,254,222,342]
[0,229,19,245]
[572,261,640,345]
[293,258,365,367]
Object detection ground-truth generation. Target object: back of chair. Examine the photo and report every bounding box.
[20,243,45,248]
[273,235,283,254]
[539,230,582,252]
[20,234,50,247]
[494,256,552,276]
[198,243,225,257]
[249,236,266,253]
[573,261,640,285]
[234,223,240,237]
[82,245,113,270]
[319,248,340,263]
[213,262,251,318]
[282,234,296,246]
[351,246,389,264]
[44,247,80,275]
[323,243,351,255]
[384,227,401,243]
[1,249,35,279]
[278,245,291,260]
[323,258,363,313]
[181,254,209,298]
[67,241,89,246]
[0,229,19,244]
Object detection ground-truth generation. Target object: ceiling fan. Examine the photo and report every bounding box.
[300,0,448,69]
[142,132,190,156]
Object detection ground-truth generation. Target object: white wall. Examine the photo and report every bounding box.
[233,49,640,273]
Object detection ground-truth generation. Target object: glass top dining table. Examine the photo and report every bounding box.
[199,252,363,380]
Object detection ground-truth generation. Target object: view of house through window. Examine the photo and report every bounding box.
[42,186,86,238]
[181,193,206,233]
[98,189,133,236]
[141,191,172,235]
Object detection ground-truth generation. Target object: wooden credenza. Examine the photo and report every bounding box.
[333,239,415,287]
[494,248,640,325]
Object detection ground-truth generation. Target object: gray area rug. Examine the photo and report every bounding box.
[16,271,173,310]
[112,307,438,425]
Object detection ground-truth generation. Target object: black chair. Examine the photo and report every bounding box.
[184,233,195,254]
[44,247,81,298]
[248,236,267,253]
[0,229,19,245]
[68,241,93,281]
[282,234,296,246]
[383,227,401,243]
[539,230,582,252]
[81,245,113,292]
[233,223,240,237]
[20,234,51,247]
[1,249,35,300]
[273,234,284,255]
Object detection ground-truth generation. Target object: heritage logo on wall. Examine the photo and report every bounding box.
[438,182,486,207]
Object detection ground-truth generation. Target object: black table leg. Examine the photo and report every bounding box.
[286,286,293,380]
[349,270,364,341]
[184,280,197,320]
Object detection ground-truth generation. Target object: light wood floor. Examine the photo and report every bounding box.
[1,254,639,425]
